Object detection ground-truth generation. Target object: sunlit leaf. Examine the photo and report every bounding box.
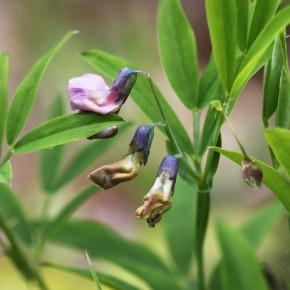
[0,53,9,157]
[247,0,279,47]
[164,178,197,274]
[39,96,66,193]
[206,0,237,93]
[231,6,290,100]
[216,221,268,290]
[13,113,124,153]
[80,50,194,155]
[0,183,31,245]
[51,219,183,290]
[6,31,77,146]
[158,0,198,109]
[264,127,290,177]
[213,147,290,213]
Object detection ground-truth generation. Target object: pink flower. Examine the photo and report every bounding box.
[68,68,137,115]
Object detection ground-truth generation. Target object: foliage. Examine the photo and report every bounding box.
[0,1,289,290]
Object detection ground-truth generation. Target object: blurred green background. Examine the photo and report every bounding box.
[0,1,289,289]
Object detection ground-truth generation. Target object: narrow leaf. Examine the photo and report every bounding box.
[0,53,9,157]
[214,147,290,213]
[248,0,279,48]
[85,251,103,290]
[206,0,237,93]
[241,202,283,247]
[39,96,66,193]
[43,262,140,290]
[198,55,222,109]
[6,31,77,145]
[51,219,183,290]
[54,123,129,190]
[263,35,286,123]
[216,221,268,290]
[231,6,290,99]
[164,178,197,274]
[0,161,13,184]
[13,113,124,153]
[80,50,194,155]
[158,0,198,109]
[276,67,290,128]
[264,127,290,177]
[0,183,31,245]
[235,0,249,53]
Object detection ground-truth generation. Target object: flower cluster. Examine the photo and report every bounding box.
[67,67,179,227]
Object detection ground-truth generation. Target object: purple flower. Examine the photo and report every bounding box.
[135,155,178,227]
[241,158,263,190]
[68,67,137,115]
[88,124,156,189]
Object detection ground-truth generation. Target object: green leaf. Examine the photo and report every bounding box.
[51,219,183,290]
[85,251,103,290]
[39,96,66,193]
[0,183,32,245]
[231,6,290,99]
[54,123,130,191]
[6,31,77,146]
[13,113,124,153]
[158,0,198,109]
[0,161,12,184]
[43,262,140,290]
[241,202,283,247]
[216,221,268,290]
[206,0,237,93]
[263,35,286,123]
[0,53,9,157]
[264,127,290,177]
[235,0,249,53]
[43,185,97,241]
[276,67,290,128]
[247,0,279,48]
[198,55,222,109]
[164,178,197,274]
[214,147,290,213]
[80,50,194,155]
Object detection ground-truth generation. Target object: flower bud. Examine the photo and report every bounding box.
[135,155,179,227]
[87,126,119,140]
[241,158,263,190]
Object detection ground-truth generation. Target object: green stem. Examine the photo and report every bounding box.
[141,73,199,180]
[193,112,200,156]
[0,215,48,290]
[0,150,12,167]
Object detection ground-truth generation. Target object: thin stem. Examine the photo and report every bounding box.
[140,72,199,180]
[193,112,200,156]
[223,114,248,158]
[0,150,12,167]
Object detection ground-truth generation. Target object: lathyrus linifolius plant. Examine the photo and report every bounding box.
[0,0,290,290]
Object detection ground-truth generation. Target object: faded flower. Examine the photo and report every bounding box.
[135,155,178,227]
[88,124,156,189]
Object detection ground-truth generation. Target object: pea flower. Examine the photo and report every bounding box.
[241,158,263,190]
[68,67,137,115]
[88,124,156,189]
[135,155,178,228]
